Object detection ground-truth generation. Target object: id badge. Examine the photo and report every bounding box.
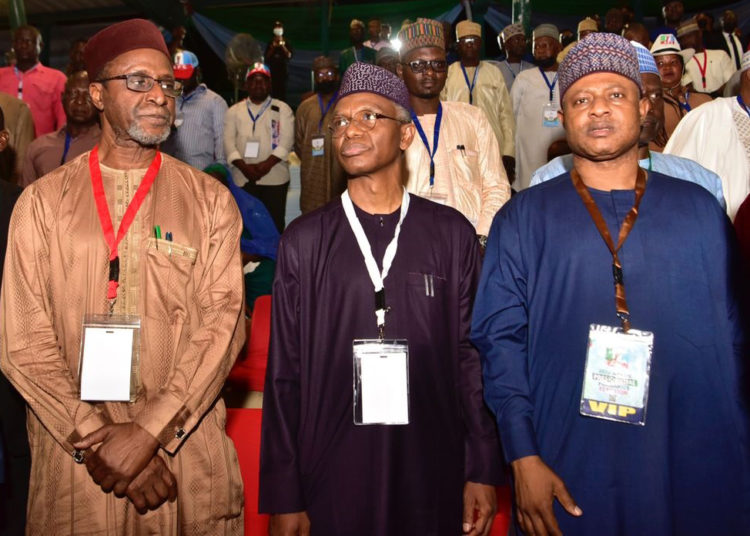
[78,314,141,402]
[244,140,260,158]
[353,339,409,425]
[311,135,325,157]
[542,102,560,127]
[579,324,653,425]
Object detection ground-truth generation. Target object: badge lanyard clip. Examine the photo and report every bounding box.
[89,145,161,314]
[571,168,647,332]
[341,189,410,340]
[539,67,558,103]
[411,104,442,188]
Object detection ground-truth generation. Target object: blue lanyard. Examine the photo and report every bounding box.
[504,61,520,80]
[180,89,198,111]
[60,131,72,166]
[539,67,558,102]
[738,95,750,121]
[679,91,692,113]
[411,103,442,188]
[247,98,272,135]
[460,63,480,105]
[317,91,338,132]
[352,47,359,62]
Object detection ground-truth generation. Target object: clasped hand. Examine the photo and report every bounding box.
[73,422,177,513]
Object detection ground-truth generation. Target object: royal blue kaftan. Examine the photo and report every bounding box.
[472,171,750,535]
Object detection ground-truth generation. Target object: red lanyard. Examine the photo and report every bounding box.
[692,51,708,90]
[89,145,161,300]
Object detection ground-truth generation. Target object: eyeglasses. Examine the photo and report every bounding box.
[329,110,407,137]
[96,73,183,98]
[315,69,337,79]
[459,36,480,45]
[402,59,448,73]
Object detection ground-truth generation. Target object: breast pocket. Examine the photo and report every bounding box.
[143,237,198,323]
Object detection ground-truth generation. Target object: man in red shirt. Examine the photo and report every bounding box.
[0,26,66,136]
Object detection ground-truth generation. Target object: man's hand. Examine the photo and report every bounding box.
[511,455,582,536]
[269,512,311,536]
[73,422,159,496]
[463,482,497,536]
[126,455,178,514]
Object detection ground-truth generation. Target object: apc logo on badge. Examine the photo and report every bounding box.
[580,399,646,425]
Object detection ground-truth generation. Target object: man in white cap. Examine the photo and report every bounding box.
[677,18,734,96]
[224,62,295,232]
[473,32,750,536]
[397,19,510,244]
[492,23,533,91]
[557,17,598,64]
[161,50,228,171]
[650,33,711,146]
[442,20,516,182]
[339,19,376,74]
[510,23,566,190]
[665,50,750,220]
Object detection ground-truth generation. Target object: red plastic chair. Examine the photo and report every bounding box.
[228,294,272,392]
[226,407,270,535]
[489,485,512,535]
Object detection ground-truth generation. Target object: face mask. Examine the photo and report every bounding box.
[315,80,338,94]
[535,56,556,68]
[273,28,284,36]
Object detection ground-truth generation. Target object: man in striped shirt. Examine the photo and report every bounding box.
[161,50,228,170]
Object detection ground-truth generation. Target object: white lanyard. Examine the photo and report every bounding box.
[341,188,410,336]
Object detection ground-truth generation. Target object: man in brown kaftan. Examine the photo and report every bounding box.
[0,19,245,535]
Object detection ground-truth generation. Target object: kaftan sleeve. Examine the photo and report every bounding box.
[271,101,295,161]
[258,229,305,513]
[471,201,540,463]
[495,69,516,157]
[475,110,511,236]
[213,96,229,165]
[133,187,245,453]
[0,186,112,454]
[224,106,243,164]
[457,223,504,484]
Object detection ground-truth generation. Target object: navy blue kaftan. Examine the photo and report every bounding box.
[260,195,503,535]
[471,172,750,535]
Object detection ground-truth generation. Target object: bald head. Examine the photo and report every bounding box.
[63,70,97,127]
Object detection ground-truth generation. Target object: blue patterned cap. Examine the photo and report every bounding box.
[559,33,643,101]
[337,62,412,112]
[630,41,660,77]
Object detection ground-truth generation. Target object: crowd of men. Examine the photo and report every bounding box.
[0,2,749,535]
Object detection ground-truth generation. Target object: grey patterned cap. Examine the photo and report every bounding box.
[337,62,412,112]
[558,33,643,101]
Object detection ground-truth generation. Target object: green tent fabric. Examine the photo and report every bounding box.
[200,0,459,51]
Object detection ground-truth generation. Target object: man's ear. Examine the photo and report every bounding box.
[396,61,404,80]
[88,82,105,112]
[557,108,565,129]
[400,122,416,151]
[638,94,651,124]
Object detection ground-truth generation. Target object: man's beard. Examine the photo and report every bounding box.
[535,56,556,68]
[315,80,338,94]
[127,121,171,146]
